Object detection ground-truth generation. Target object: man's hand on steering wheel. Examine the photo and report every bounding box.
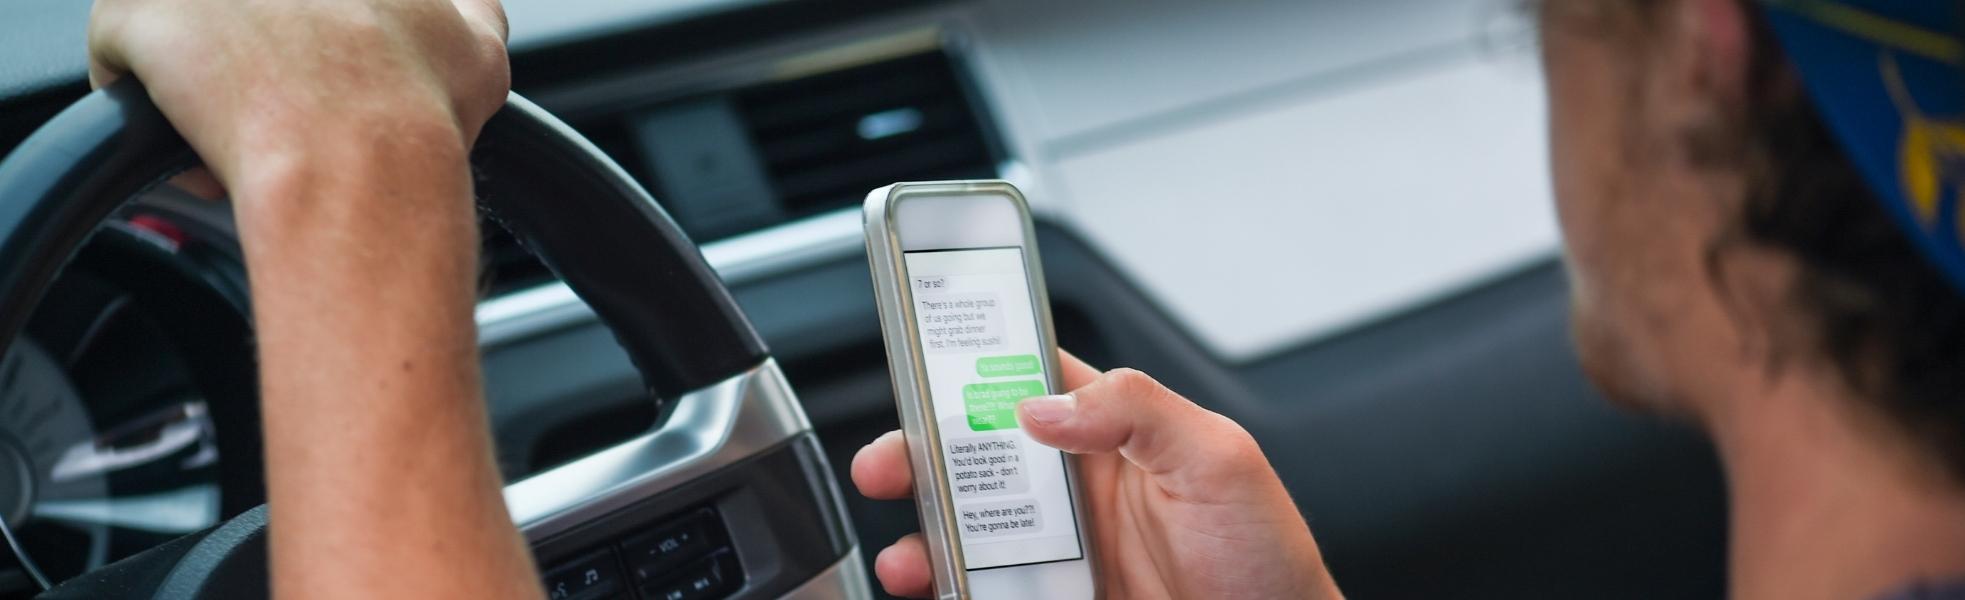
[85,1,541,599]
[87,0,511,199]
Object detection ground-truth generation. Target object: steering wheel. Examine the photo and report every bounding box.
[0,81,866,599]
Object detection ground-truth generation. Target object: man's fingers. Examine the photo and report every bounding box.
[855,352,1090,503]
[440,0,511,145]
[87,56,124,90]
[851,430,914,500]
[453,0,509,43]
[85,0,135,89]
[853,348,1093,501]
[1018,368,1265,500]
[873,533,934,598]
[168,167,227,201]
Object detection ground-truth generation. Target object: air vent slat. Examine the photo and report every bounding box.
[736,50,999,217]
[772,136,989,205]
[741,78,950,134]
[756,102,972,170]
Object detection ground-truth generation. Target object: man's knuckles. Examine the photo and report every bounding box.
[1088,368,1269,477]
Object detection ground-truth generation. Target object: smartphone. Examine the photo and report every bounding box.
[863,181,1099,599]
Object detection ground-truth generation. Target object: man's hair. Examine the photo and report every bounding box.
[1590,0,1965,479]
[1729,7,1965,480]
[1553,0,1965,477]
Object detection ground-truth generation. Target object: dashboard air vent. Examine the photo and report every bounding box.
[476,48,1004,297]
[731,51,1000,219]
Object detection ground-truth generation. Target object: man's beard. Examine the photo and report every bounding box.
[1570,300,1689,418]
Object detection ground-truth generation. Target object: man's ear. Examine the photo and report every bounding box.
[1657,0,1758,168]
[1679,0,1755,111]
[1704,234,1807,381]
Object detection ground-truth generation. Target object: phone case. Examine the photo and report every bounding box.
[862,180,1096,600]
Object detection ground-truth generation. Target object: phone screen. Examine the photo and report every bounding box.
[902,245,1086,571]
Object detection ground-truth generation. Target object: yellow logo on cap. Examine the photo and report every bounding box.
[1883,54,1965,234]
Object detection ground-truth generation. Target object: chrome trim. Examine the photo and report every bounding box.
[527,20,950,120]
[506,0,781,53]
[475,208,864,348]
[782,547,874,600]
[474,283,589,350]
[701,208,864,283]
[771,28,941,81]
[473,158,1032,349]
[504,359,811,541]
[0,507,49,591]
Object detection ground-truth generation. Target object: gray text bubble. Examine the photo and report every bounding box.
[957,499,1045,539]
[917,292,1004,354]
[942,430,1030,499]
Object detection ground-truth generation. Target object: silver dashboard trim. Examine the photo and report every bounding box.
[503,359,812,542]
[474,208,863,348]
[472,158,1030,349]
[783,547,873,600]
[702,208,865,284]
[473,282,590,350]
[525,15,954,120]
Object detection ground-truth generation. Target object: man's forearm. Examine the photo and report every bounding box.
[233,130,540,599]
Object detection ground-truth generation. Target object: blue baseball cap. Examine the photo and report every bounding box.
[1760,0,1965,293]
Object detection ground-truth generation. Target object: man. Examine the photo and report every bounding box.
[81,0,1965,600]
[852,1,1965,598]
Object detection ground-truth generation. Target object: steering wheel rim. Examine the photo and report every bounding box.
[0,80,787,597]
[0,79,769,405]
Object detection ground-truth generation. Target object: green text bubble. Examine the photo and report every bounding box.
[975,354,1042,378]
[962,380,1047,431]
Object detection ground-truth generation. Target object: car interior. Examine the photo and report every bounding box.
[0,0,1729,598]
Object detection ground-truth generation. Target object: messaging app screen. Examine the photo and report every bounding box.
[904,246,1085,571]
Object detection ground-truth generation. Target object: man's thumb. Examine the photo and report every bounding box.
[1015,368,1266,496]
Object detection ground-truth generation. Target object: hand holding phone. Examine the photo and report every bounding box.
[859,181,1343,600]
